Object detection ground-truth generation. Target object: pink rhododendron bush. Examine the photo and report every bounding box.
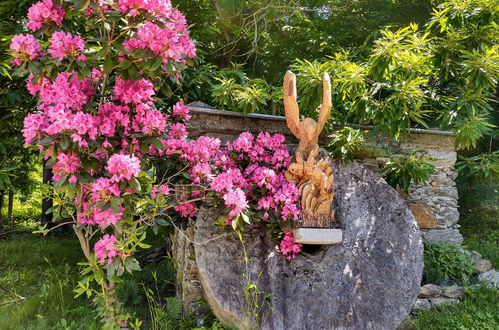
[12,0,301,326]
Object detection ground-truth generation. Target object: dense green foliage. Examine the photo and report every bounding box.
[180,0,498,153]
[326,127,366,161]
[458,178,499,267]
[422,241,475,285]
[381,153,436,192]
[0,0,39,229]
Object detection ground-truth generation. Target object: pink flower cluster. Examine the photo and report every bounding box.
[150,184,170,199]
[118,0,173,17]
[114,78,155,104]
[9,34,43,66]
[123,18,196,63]
[90,178,120,202]
[279,231,302,260]
[37,71,94,110]
[158,130,301,258]
[94,234,120,265]
[27,0,65,31]
[80,203,124,228]
[172,101,191,121]
[106,154,141,182]
[48,31,86,61]
[132,107,168,135]
[52,151,81,183]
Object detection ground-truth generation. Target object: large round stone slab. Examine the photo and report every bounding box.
[194,161,423,329]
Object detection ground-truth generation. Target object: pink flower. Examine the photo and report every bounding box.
[22,113,48,145]
[10,34,43,65]
[123,19,196,63]
[211,168,246,192]
[223,188,248,218]
[106,153,141,182]
[27,0,65,31]
[174,200,196,218]
[26,74,50,95]
[150,184,170,198]
[48,31,86,61]
[280,231,302,260]
[189,162,212,184]
[172,100,191,121]
[113,77,155,104]
[39,72,93,111]
[94,234,120,265]
[90,177,121,202]
[229,132,254,153]
[118,0,172,17]
[168,123,188,139]
[52,151,81,181]
[132,107,167,135]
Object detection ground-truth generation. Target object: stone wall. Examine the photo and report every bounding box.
[185,103,462,246]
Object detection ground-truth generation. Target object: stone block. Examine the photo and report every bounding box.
[419,284,442,298]
[422,229,463,246]
[441,285,463,299]
[474,259,492,273]
[292,228,342,245]
[410,203,438,229]
[479,270,499,288]
[429,297,459,306]
[411,299,431,314]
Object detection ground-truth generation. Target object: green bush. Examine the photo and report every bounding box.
[381,153,436,192]
[326,127,366,161]
[423,241,475,285]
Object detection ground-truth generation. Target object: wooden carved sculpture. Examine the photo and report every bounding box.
[283,71,335,227]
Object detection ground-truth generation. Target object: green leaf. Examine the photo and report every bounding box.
[104,56,114,75]
[241,212,251,224]
[156,218,169,226]
[53,175,68,189]
[60,135,70,150]
[130,178,141,192]
[150,138,165,150]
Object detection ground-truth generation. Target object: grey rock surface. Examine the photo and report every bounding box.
[479,270,499,288]
[194,161,423,330]
[470,251,482,262]
[474,259,492,273]
[411,299,431,314]
[422,228,463,246]
[441,285,463,299]
[429,297,459,306]
[419,284,442,298]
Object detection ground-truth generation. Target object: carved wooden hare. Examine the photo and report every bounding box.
[283,71,335,224]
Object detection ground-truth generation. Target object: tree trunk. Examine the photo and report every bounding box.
[41,160,53,225]
[0,192,4,231]
[7,190,13,228]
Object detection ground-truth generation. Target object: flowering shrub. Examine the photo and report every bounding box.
[12,0,301,326]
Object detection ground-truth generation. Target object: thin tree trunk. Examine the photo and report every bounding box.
[7,190,13,228]
[0,192,4,231]
[41,160,53,225]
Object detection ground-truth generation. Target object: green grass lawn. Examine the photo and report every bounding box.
[0,230,224,329]
[0,232,98,329]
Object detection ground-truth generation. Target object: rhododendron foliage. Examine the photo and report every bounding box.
[13,0,301,326]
